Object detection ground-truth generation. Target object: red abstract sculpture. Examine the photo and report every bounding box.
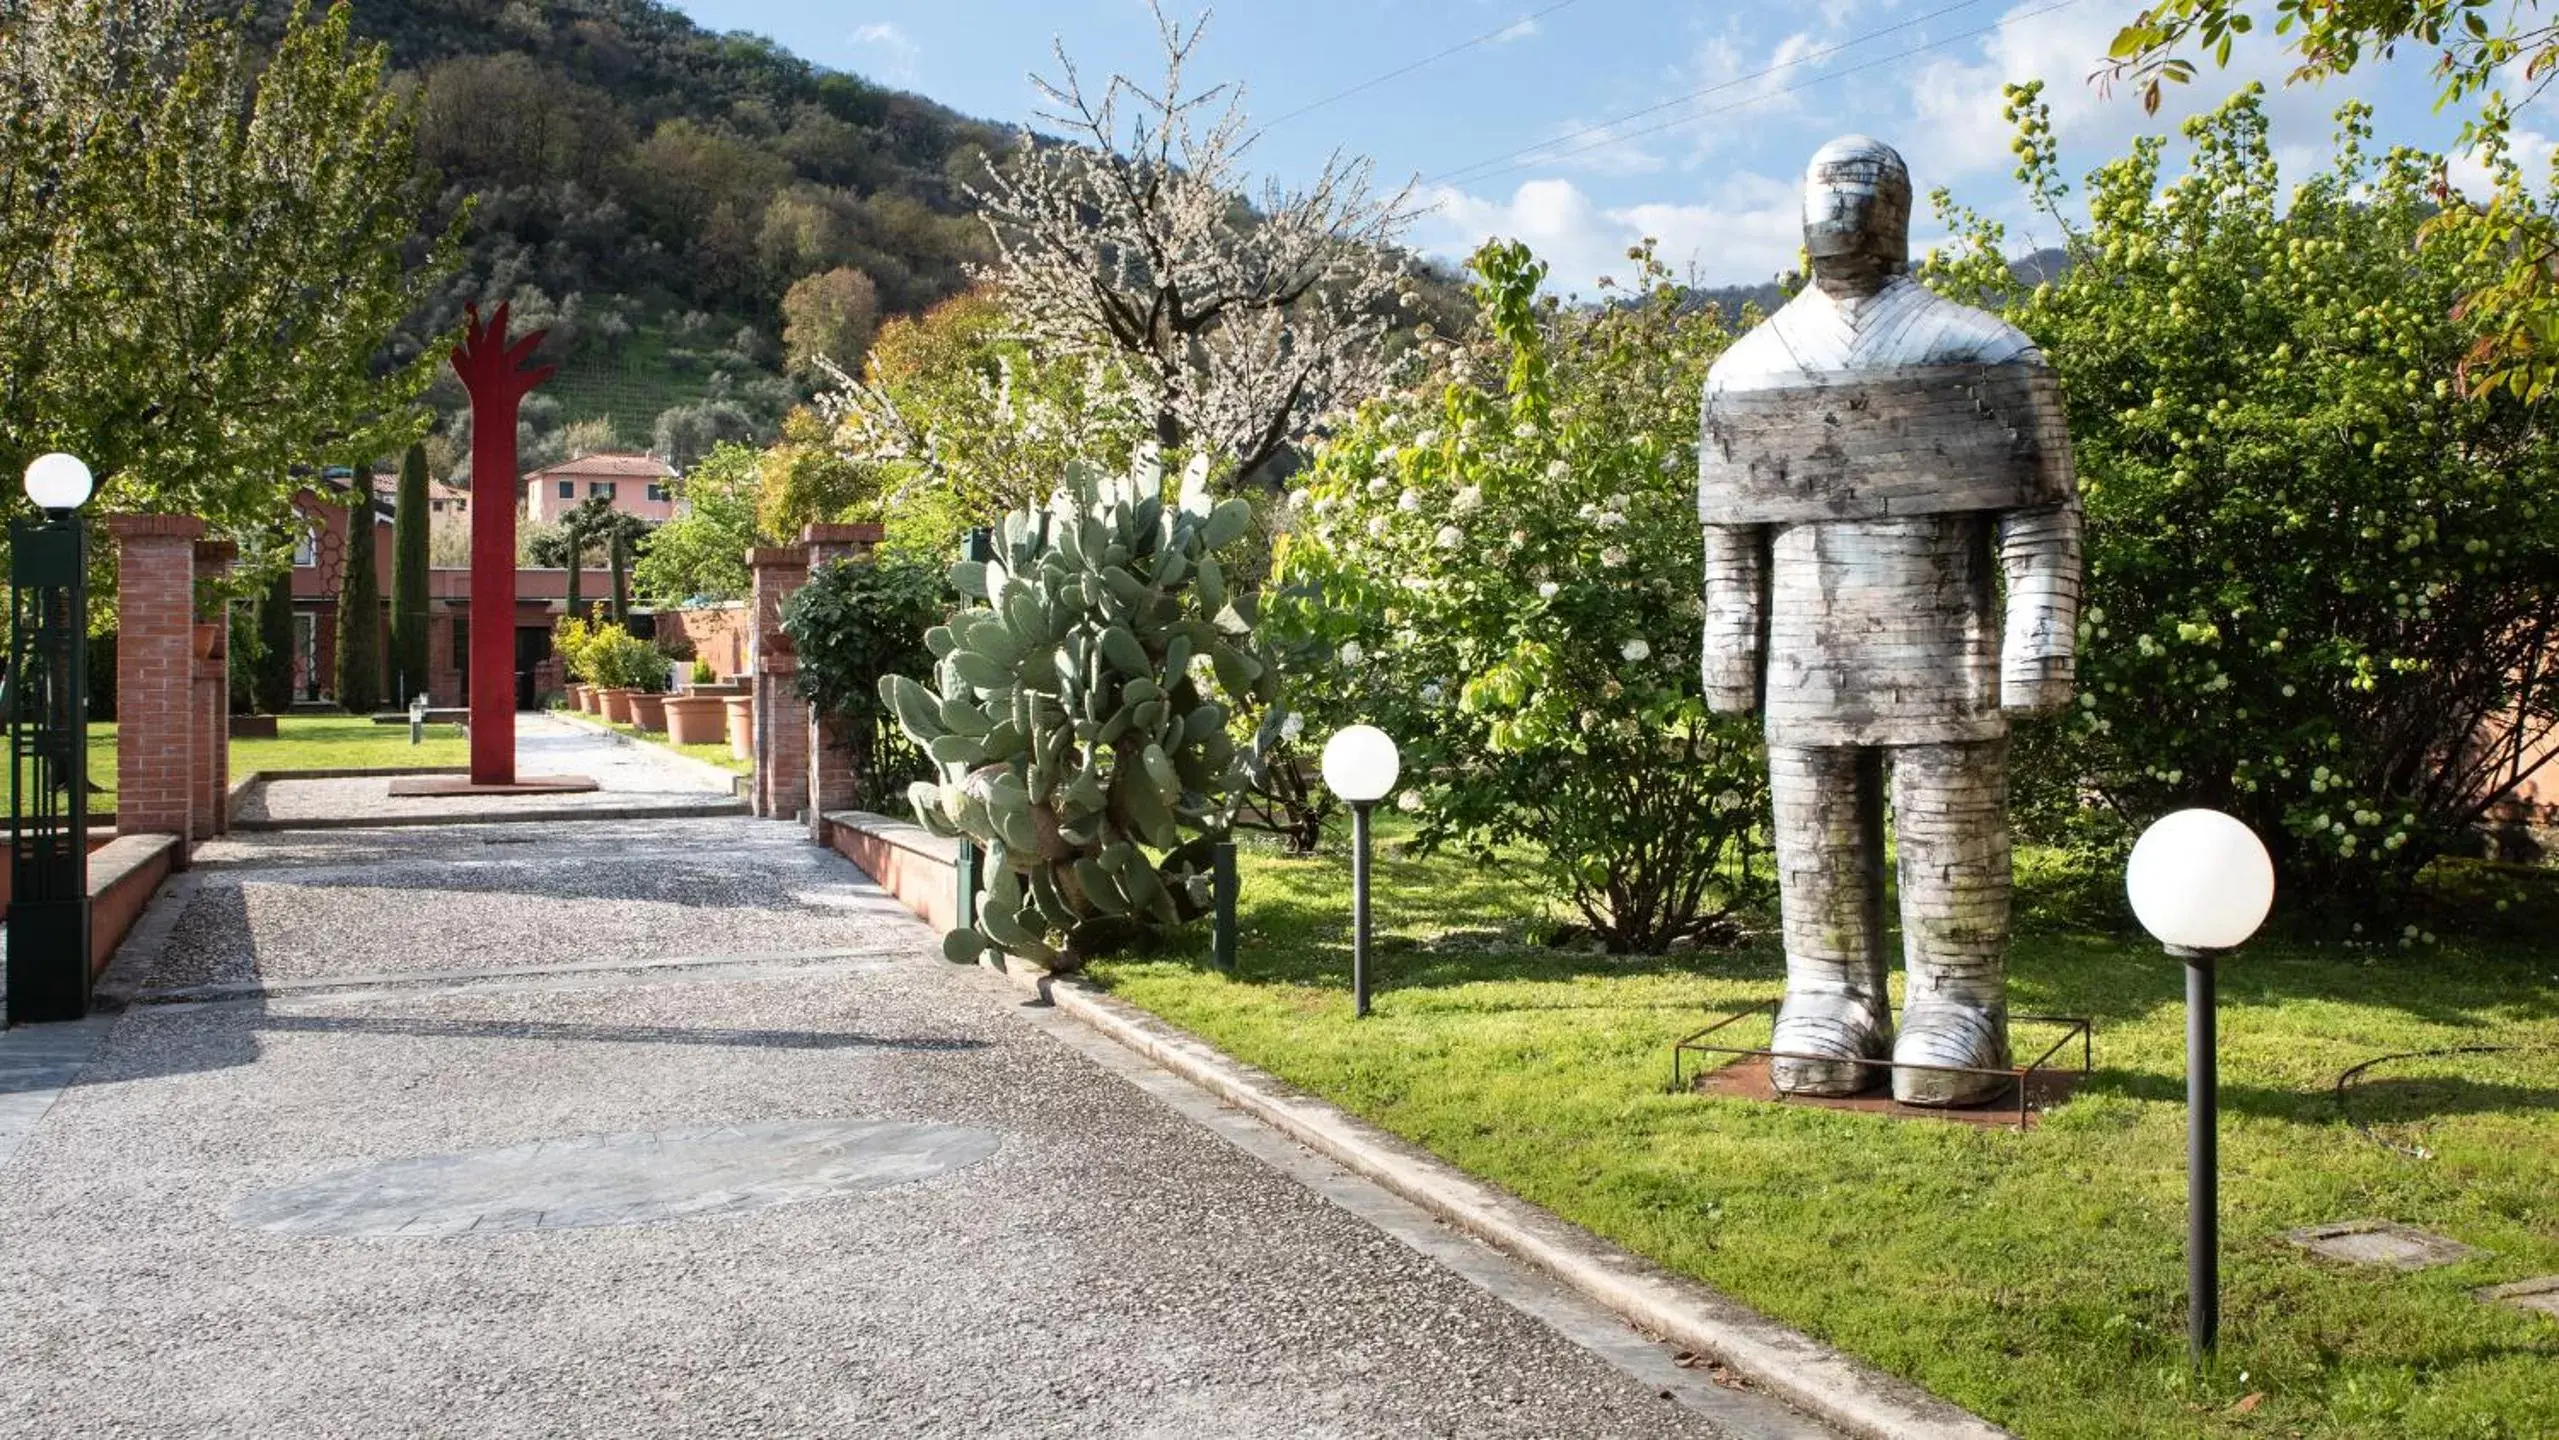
[450,302,555,785]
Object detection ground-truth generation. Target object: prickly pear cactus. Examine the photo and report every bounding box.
[884,456,1279,970]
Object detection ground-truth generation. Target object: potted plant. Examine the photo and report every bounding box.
[724,693,754,759]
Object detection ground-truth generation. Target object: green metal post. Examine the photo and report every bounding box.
[951,526,994,950]
[8,509,92,1023]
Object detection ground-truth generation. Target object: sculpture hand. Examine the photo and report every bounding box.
[2000,657,2074,717]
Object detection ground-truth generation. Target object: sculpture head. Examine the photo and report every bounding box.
[1801,135,1909,297]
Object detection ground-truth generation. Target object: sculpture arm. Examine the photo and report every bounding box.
[1701,524,1767,715]
[1998,500,2081,715]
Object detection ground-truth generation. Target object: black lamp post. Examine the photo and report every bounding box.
[7,453,97,1025]
[2126,808,2275,1366]
[1320,724,1399,1019]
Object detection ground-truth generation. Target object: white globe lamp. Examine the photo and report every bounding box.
[2126,806,2274,1368]
[23,453,93,513]
[2126,808,2275,954]
[1321,724,1400,804]
[1321,725,1400,1017]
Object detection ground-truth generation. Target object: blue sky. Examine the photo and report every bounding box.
[667,1,2539,291]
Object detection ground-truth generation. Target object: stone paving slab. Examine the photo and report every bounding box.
[0,813,1820,1439]
[233,713,739,828]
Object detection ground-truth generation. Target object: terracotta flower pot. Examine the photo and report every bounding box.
[597,687,634,724]
[628,692,668,731]
[663,694,726,746]
[565,684,587,711]
[193,622,223,661]
[724,695,754,760]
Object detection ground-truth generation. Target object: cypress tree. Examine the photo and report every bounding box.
[388,443,430,704]
[334,476,383,712]
[254,560,295,713]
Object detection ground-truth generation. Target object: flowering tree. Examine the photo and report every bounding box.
[815,287,1144,524]
[965,3,1420,486]
[1282,240,1770,952]
[1928,84,2559,902]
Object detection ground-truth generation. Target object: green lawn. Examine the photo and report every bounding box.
[1088,828,2559,1440]
[230,716,469,773]
[43,717,473,815]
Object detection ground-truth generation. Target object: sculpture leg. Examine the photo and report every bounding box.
[1768,743,1892,1095]
[1889,738,2013,1105]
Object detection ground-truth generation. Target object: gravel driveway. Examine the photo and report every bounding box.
[0,804,1826,1438]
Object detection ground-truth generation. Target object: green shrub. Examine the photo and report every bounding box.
[783,553,943,810]
[1928,85,2559,906]
[1281,240,1770,952]
[884,455,1275,971]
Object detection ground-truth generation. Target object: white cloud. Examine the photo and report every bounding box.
[1495,17,1540,44]
[2445,127,2559,201]
[1416,174,1803,293]
[1904,2,2366,183]
[848,21,920,85]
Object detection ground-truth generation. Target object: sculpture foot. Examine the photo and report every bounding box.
[1770,994,1889,1097]
[1891,1002,2010,1106]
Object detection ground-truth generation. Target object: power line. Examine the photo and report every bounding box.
[1260,0,1591,131]
[1425,0,2035,189]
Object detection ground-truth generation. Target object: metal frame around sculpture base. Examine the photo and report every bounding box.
[1673,1001,2094,1129]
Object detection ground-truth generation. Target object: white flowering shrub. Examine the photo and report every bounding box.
[1278,240,1770,952]
[1929,85,2559,904]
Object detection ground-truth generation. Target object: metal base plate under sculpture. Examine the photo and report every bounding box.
[1675,1001,2093,1129]
[386,774,599,797]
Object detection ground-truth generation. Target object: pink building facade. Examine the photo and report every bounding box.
[522,453,678,526]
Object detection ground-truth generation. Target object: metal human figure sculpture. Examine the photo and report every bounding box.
[1697,136,2081,1105]
[449,302,555,786]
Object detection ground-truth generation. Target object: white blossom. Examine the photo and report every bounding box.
[1339,640,1364,666]
[1279,711,1305,740]
[1452,484,1483,514]
[1537,580,1560,599]
[966,5,1419,481]
[1397,488,1421,512]
[1434,524,1463,549]
[1600,546,1628,568]
[1546,459,1570,481]
[1286,487,1310,510]
[1419,681,1443,704]
[1367,475,1390,497]
[1366,515,1388,537]
[1415,428,1440,448]
[1396,789,1424,812]
[1513,421,1539,440]
[1620,638,1651,662]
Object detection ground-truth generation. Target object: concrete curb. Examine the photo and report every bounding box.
[982,960,2013,1440]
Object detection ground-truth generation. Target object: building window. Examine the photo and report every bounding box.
[455,499,466,513]
[646,483,666,502]
[556,480,574,499]
[430,499,444,513]
[590,481,617,500]
[293,528,316,567]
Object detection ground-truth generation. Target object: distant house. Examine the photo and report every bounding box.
[523,453,678,526]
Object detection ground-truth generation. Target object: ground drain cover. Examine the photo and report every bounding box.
[232,1118,1001,1238]
[2284,1219,2483,1271]
[2476,1276,2559,1321]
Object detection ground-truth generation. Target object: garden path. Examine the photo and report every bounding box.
[0,738,1834,1438]
[232,710,747,827]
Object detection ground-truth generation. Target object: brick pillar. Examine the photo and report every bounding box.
[427,610,460,707]
[747,546,809,820]
[192,540,237,839]
[802,523,883,838]
[108,515,205,853]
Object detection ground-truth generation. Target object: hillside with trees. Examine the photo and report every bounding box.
[248,0,1011,478]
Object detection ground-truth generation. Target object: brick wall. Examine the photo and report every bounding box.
[747,546,808,820]
[107,515,205,852]
[192,540,235,839]
[802,524,883,840]
[652,603,752,681]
